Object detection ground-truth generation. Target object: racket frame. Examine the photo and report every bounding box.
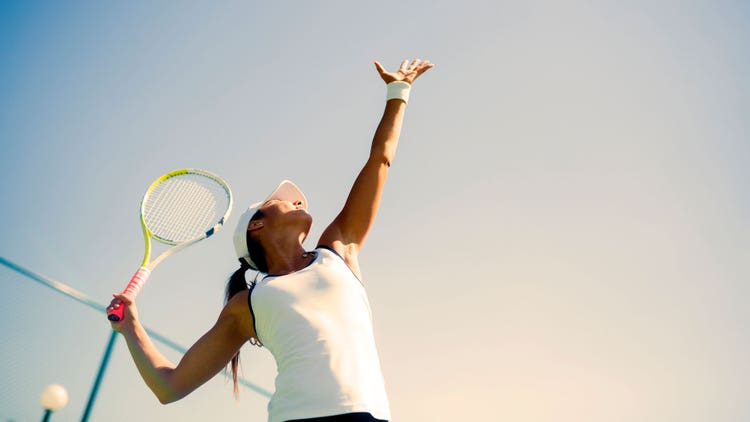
[140,168,233,267]
[108,168,233,321]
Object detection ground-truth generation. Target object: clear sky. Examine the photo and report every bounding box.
[1,1,749,421]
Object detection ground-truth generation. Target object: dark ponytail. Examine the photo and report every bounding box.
[225,260,251,303]
[225,260,251,399]
[225,209,267,398]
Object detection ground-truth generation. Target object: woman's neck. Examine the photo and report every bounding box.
[261,237,314,275]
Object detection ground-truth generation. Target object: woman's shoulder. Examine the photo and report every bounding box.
[221,289,254,331]
[224,289,249,313]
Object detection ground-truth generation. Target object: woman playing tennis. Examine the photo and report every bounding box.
[107,58,434,422]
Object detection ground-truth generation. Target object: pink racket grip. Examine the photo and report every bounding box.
[107,268,151,322]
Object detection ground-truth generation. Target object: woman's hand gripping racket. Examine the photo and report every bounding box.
[107,169,233,322]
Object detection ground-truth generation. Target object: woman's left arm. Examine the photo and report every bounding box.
[110,291,254,404]
[319,59,433,276]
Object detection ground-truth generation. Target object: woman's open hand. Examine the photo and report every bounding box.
[374,58,434,85]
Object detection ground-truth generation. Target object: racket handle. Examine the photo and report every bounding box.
[107,268,151,322]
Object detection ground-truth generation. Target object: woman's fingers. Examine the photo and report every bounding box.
[376,59,435,83]
[374,61,386,75]
[415,60,434,76]
[107,297,120,310]
[107,293,133,310]
[398,60,409,72]
[114,293,133,305]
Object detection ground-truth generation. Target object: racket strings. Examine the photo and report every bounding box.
[143,174,230,243]
[150,180,214,237]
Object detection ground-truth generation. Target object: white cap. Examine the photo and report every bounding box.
[233,180,307,270]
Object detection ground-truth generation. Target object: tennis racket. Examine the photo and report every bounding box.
[107,168,233,322]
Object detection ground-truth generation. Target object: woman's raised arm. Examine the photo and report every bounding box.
[318,59,434,277]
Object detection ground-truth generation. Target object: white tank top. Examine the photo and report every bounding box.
[250,247,391,422]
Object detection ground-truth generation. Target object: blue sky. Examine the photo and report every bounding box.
[1,1,749,421]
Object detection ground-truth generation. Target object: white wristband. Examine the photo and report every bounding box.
[386,81,411,104]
